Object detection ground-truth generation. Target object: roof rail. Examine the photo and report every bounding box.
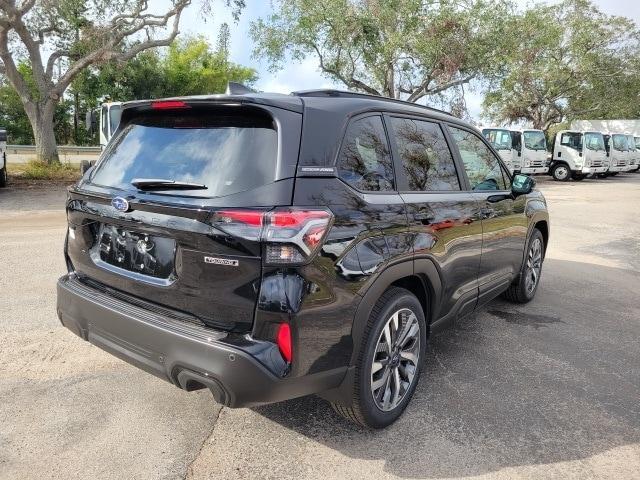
[291,89,451,116]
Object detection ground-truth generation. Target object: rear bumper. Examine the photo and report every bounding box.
[56,275,345,408]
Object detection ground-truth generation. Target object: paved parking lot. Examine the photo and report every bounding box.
[1,175,639,480]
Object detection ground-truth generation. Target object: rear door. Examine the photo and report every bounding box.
[66,102,301,332]
[387,115,482,320]
[446,125,528,303]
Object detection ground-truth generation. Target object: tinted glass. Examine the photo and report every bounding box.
[627,135,636,151]
[584,132,605,151]
[482,129,512,150]
[91,110,278,198]
[391,117,459,191]
[612,134,628,151]
[635,137,640,149]
[523,130,547,150]
[449,127,509,191]
[101,106,108,138]
[337,116,394,191]
[561,132,581,149]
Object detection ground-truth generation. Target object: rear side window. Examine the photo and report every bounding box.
[449,126,510,191]
[91,109,277,198]
[337,116,395,191]
[390,117,460,191]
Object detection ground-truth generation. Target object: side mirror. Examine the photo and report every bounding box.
[512,174,535,195]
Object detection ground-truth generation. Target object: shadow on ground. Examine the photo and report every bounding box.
[251,259,640,478]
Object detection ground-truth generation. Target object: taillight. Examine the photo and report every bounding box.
[151,100,190,110]
[209,207,332,264]
[276,323,292,363]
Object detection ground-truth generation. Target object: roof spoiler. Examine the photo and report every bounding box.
[225,82,256,95]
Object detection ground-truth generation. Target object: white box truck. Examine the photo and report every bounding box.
[549,130,608,181]
[510,129,549,174]
[481,127,520,173]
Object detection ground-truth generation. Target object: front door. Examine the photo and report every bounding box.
[446,125,528,304]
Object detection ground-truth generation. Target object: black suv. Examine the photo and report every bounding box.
[57,89,549,428]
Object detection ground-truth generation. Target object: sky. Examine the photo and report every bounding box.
[160,0,640,121]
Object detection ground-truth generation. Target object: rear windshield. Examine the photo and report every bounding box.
[90,109,278,198]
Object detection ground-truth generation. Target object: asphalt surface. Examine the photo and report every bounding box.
[1,175,639,480]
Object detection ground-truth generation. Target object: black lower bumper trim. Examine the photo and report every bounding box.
[56,275,346,408]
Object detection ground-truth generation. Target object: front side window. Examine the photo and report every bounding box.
[523,130,547,150]
[612,134,628,151]
[391,117,460,191]
[635,137,640,149]
[449,126,509,191]
[337,116,394,191]
[560,132,581,149]
[109,105,122,137]
[584,132,605,151]
[482,129,512,151]
[101,106,108,138]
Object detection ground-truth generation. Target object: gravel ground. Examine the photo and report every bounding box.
[0,175,639,480]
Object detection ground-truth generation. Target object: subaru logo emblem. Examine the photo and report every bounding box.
[111,197,130,212]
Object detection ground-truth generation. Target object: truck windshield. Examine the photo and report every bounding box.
[584,132,605,151]
[90,109,278,198]
[612,134,628,151]
[627,136,636,151]
[482,129,512,150]
[523,131,546,150]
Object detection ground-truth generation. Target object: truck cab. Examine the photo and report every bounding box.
[98,102,123,148]
[511,129,548,175]
[0,127,7,187]
[550,130,608,181]
[603,133,628,175]
[625,135,638,172]
[633,137,640,172]
[481,127,519,174]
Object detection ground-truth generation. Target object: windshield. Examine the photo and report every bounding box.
[523,130,546,150]
[627,135,636,151]
[482,129,512,150]
[584,132,605,151]
[612,134,628,151]
[91,109,278,198]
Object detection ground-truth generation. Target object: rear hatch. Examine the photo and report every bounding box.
[66,100,302,332]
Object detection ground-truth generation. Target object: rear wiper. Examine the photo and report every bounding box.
[131,178,208,190]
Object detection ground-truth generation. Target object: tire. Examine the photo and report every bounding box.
[503,229,545,304]
[332,287,427,428]
[551,163,570,181]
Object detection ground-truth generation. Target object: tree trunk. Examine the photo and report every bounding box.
[25,101,60,164]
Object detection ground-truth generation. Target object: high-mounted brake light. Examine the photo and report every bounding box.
[151,100,190,110]
[276,323,292,363]
[209,208,332,264]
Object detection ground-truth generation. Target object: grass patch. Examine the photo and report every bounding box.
[8,160,81,182]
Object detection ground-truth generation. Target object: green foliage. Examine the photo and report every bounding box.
[1,36,257,145]
[11,160,80,181]
[251,0,513,105]
[482,0,640,130]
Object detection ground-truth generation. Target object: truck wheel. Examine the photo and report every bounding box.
[551,163,570,181]
[332,287,426,428]
[503,229,545,304]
